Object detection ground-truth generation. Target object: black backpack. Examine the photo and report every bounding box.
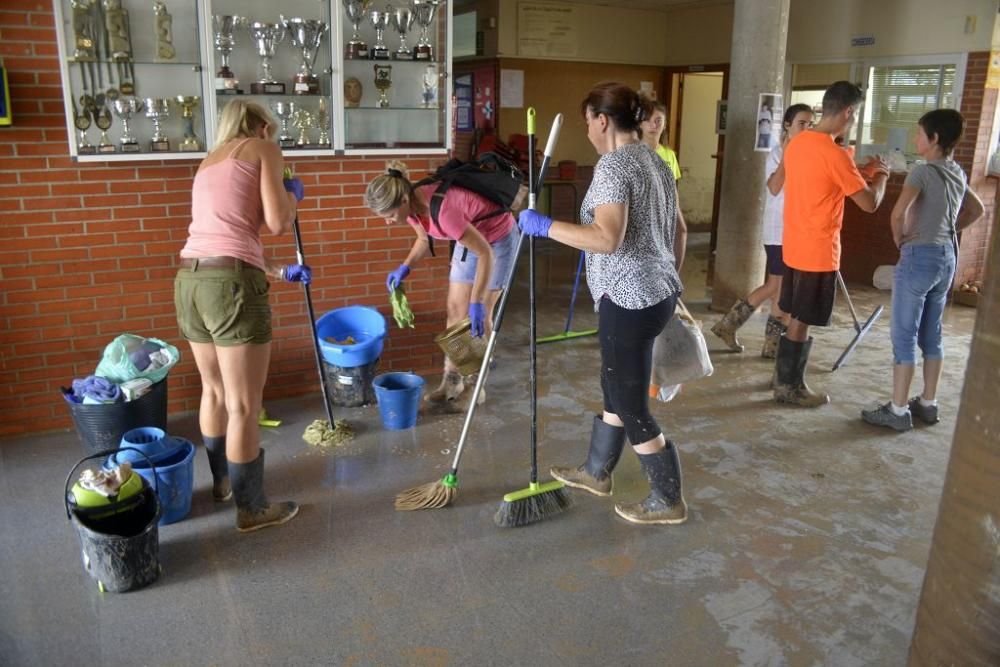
[414,152,525,256]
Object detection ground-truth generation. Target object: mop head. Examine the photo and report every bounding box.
[494,481,572,528]
[302,419,355,448]
[394,473,457,510]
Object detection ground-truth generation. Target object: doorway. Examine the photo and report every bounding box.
[674,71,725,232]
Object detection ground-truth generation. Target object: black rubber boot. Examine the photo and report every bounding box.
[773,336,828,407]
[203,435,231,502]
[229,449,298,533]
[614,443,687,525]
[550,415,626,496]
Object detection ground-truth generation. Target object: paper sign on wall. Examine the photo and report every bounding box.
[754,93,782,153]
[518,2,578,58]
[500,69,524,108]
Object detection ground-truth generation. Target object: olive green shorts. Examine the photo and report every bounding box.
[174,262,272,346]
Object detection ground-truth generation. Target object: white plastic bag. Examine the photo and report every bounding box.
[649,300,713,402]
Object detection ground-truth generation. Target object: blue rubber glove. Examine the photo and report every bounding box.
[517,209,553,238]
[386,264,410,292]
[283,177,305,202]
[468,302,486,338]
[282,264,312,284]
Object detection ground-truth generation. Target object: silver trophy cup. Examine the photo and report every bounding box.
[369,9,391,60]
[144,97,171,152]
[282,17,329,95]
[113,97,143,152]
[343,0,369,59]
[413,0,439,60]
[390,5,416,60]
[271,101,297,148]
[212,15,246,92]
[248,22,287,94]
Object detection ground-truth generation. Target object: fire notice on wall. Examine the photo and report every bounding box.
[518,2,579,58]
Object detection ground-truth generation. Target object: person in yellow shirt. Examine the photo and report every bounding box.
[640,98,682,182]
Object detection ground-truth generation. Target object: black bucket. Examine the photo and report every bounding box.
[322,358,379,408]
[65,379,168,455]
[65,449,161,593]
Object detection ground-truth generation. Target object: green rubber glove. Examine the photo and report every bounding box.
[390,287,415,329]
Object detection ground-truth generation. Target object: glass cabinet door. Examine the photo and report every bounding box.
[201,0,336,155]
[336,0,451,153]
[55,0,208,161]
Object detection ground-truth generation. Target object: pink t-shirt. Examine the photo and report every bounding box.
[409,183,514,244]
[181,143,266,270]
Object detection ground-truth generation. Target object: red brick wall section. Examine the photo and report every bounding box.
[0,2,451,437]
[840,51,998,286]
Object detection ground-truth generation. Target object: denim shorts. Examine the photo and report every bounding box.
[891,243,956,365]
[174,261,272,346]
[449,228,518,291]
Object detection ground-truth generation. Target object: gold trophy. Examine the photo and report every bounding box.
[374,64,392,109]
[175,95,202,151]
[316,98,331,147]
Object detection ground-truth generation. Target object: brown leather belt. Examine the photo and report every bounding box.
[179,256,248,270]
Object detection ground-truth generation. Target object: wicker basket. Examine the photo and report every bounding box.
[434,318,487,375]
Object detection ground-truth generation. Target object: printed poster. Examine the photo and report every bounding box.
[755,93,783,152]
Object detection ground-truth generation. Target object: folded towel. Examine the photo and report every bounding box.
[72,375,123,404]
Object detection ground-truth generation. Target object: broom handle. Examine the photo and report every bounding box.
[447,111,563,475]
[528,112,538,485]
[292,216,338,429]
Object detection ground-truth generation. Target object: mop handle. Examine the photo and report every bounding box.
[292,217,338,429]
[835,271,863,331]
[564,251,586,334]
[448,112,564,473]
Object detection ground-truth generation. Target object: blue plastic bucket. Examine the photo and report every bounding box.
[373,373,425,430]
[317,306,387,368]
[128,438,195,526]
[115,427,168,464]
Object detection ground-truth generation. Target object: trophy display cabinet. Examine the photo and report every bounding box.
[53,0,453,161]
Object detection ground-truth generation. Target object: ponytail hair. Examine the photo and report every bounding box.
[364,160,413,214]
[580,82,653,137]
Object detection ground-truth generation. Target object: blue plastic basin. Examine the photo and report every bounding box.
[317,306,387,368]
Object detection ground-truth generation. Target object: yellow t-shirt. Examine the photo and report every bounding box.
[655,144,682,182]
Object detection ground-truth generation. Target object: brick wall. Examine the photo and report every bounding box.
[0,2,451,437]
[840,51,998,286]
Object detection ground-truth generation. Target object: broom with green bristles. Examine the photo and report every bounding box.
[494,109,571,528]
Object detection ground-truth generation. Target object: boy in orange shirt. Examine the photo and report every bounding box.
[776,81,890,406]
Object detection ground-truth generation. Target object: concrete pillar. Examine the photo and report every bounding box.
[908,210,1000,664]
[710,0,790,311]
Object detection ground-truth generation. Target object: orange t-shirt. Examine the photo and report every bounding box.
[782,131,867,272]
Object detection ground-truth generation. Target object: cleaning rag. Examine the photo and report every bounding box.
[72,375,123,404]
[390,287,415,329]
[78,462,132,498]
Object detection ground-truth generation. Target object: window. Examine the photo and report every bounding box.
[857,58,964,157]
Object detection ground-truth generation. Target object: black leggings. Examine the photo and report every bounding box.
[599,294,678,444]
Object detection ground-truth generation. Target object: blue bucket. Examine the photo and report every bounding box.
[317,306,387,368]
[373,373,425,430]
[124,438,195,526]
[115,427,169,464]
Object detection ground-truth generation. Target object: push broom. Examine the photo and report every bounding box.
[395,110,566,512]
[494,109,571,527]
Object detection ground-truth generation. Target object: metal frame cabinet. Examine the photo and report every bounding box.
[53,0,453,162]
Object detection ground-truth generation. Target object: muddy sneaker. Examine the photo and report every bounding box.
[861,402,913,432]
[614,496,688,525]
[550,465,613,497]
[908,398,940,425]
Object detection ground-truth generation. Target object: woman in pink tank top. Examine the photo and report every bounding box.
[174,100,307,532]
[364,160,521,409]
